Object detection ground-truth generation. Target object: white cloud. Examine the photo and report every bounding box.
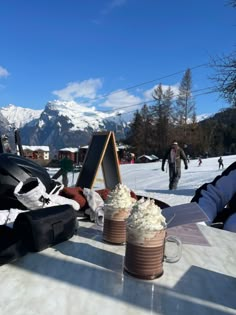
[92,0,127,23]
[99,83,179,113]
[0,66,9,78]
[100,89,142,111]
[52,79,181,114]
[101,0,127,15]
[143,84,179,101]
[52,78,103,102]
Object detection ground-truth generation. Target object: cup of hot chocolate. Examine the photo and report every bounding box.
[124,198,182,279]
[96,183,136,244]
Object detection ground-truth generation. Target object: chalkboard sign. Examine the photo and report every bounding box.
[76,131,121,189]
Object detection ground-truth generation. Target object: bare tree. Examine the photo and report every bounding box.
[211,53,236,107]
[210,1,236,106]
[228,0,236,8]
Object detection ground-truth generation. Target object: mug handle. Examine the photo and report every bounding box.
[164,235,182,263]
[95,206,104,227]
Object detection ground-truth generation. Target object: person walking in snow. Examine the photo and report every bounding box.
[198,157,202,166]
[60,156,74,186]
[53,156,74,187]
[218,156,224,169]
[161,141,188,190]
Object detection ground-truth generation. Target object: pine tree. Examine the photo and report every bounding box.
[152,84,174,154]
[129,105,152,156]
[175,69,196,138]
[139,104,153,154]
[129,111,143,155]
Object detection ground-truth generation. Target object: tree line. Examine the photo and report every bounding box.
[124,68,236,159]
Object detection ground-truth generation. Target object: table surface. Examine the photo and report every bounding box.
[0,221,236,315]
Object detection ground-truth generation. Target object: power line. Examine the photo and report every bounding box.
[192,86,217,94]
[194,89,218,97]
[102,63,208,96]
[102,85,218,114]
[76,62,208,106]
[111,87,219,118]
[102,99,156,113]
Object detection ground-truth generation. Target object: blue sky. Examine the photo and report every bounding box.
[0,0,235,116]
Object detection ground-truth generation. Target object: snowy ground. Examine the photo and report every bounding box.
[55,154,236,208]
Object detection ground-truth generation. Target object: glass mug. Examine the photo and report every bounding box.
[124,227,182,280]
[95,205,131,245]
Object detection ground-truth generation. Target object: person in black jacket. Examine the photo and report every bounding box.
[218,156,224,169]
[191,161,236,232]
[161,141,188,190]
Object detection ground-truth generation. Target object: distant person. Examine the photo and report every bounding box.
[130,153,135,164]
[60,156,74,186]
[191,161,236,232]
[198,157,202,166]
[218,156,224,169]
[161,141,188,190]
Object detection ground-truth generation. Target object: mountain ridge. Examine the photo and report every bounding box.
[0,100,130,155]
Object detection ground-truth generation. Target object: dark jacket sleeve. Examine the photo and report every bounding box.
[162,149,170,168]
[179,148,188,168]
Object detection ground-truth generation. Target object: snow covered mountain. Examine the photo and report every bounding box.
[0,101,131,130]
[0,110,11,134]
[36,100,129,131]
[0,104,43,128]
[0,100,130,155]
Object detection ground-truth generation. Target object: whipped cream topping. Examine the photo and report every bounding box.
[105,183,135,210]
[127,198,166,232]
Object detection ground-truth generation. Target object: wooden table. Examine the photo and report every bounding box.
[0,221,236,315]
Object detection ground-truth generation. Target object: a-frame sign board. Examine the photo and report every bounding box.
[76,131,122,189]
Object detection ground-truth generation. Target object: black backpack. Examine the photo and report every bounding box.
[0,205,77,265]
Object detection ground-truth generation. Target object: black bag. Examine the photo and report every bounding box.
[0,225,28,266]
[13,205,77,252]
